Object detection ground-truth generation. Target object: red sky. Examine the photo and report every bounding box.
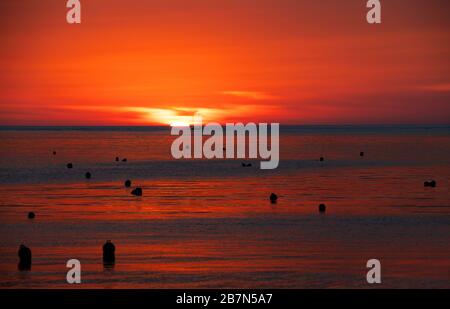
[0,0,449,125]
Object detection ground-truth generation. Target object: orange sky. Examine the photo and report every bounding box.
[0,0,449,125]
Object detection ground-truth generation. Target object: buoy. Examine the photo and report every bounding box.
[27,212,35,219]
[319,203,326,213]
[124,180,132,187]
[102,240,116,265]
[85,172,91,179]
[360,152,365,157]
[52,151,56,155]
[131,187,143,196]
[115,157,119,162]
[67,163,73,169]
[18,244,32,270]
[270,193,278,204]
[319,157,324,162]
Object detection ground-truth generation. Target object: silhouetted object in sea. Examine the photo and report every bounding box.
[102,240,115,266]
[424,180,437,188]
[27,212,35,219]
[115,157,119,162]
[124,180,132,188]
[67,163,73,169]
[85,172,91,179]
[131,187,143,196]
[319,157,324,162]
[52,151,56,155]
[18,244,32,270]
[270,193,278,204]
[319,203,326,213]
[241,162,252,167]
[122,158,127,162]
[360,152,365,157]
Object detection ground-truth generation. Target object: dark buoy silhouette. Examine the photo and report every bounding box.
[85,172,91,179]
[360,152,365,157]
[241,163,252,167]
[27,212,35,219]
[115,156,119,162]
[319,203,326,213]
[67,163,73,169]
[270,193,278,204]
[319,157,324,162]
[131,187,143,196]
[424,180,437,188]
[52,151,56,155]
[122,158,127,162]
[18,244,32,270]
[124,180,132,187]
[102,240,115,266]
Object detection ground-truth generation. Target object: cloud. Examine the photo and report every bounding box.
[221,91,278,100]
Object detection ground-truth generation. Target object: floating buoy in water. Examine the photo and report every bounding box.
[52,151,56,155]
[360,152,365,157]
[319,203,326,213]
[115,157,119,162]
[424,180,437,188]
[67,163,73,169]
[122,158,127,162]
[270,193,278,204]
[319,157,324,162]
[124,180,132,187]
[131,187,143,196]
[18,244,32,270]
[27,212,35,219]
[102,240,115,265]
[85,172,91,179]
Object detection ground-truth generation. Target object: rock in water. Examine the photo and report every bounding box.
[18,244,32,270]
[124,180,132,187]
[122,158,127,162]
[131,187,143,196]
[102,240,116,265]
[424,180,437,188]
[115,157,119,162]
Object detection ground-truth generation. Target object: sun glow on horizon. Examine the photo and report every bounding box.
[123,107,222,126]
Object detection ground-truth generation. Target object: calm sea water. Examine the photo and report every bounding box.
[0,126,449,288]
